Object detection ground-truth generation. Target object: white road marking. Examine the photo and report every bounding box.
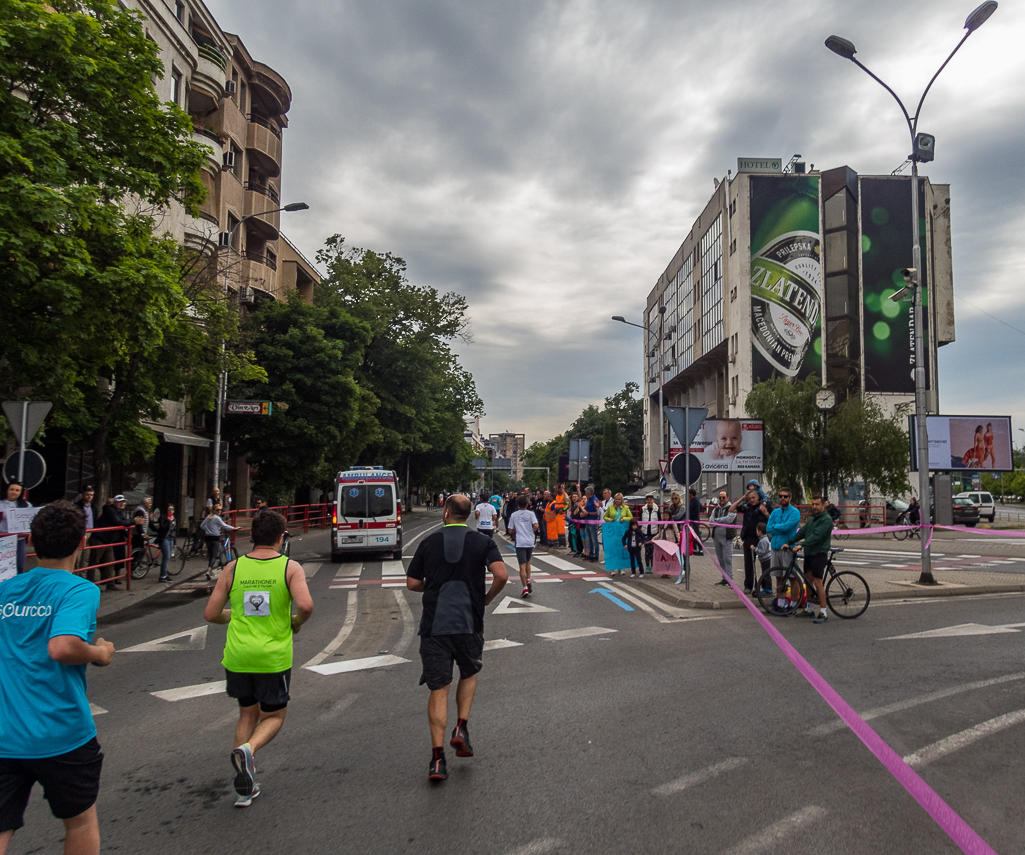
[882,563,914,568]
[303,591,358,668]
[957,554,982,558]
[533,554,580,572]
[881,622,1021,641]
[724,807,827,855]
[392,588,416,656]
[330,583,357,590]
[597,582,673,623]
[903,708,1025,769]
[382,560,406,577]
[319,693,360,722]
[484,638,524,650]
[604,582,720,621]
[833,560,870,566]
[844,547,945,558]
[304,562,323,578]
[306,654,410,676]
[403,521,443,550]
[810,672,1025,737]
[499,838,564,855]
[90,703,107,716]
[533,578,563,583]
[151,680,226,702]
[568,570,594,575]
[492,597,558,614]
[381,582,406,587]
[653,757,748,796]
[122,625,208,652]
[537,626,616,641]
[334,564,363,579]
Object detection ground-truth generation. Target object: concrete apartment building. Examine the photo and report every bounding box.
[33,0,321,519]
[643,159,954,500]
[489,433,526,482]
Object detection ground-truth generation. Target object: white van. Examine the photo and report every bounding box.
[955,491,995,523]
[331,467,403,561]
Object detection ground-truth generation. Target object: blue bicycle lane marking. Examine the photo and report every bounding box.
[589,588,634,611]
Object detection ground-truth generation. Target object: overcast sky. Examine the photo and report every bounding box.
[207,0,1025,449]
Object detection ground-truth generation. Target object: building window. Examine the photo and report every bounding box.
[676,254,695,373]
[174,1,186,22]
[729,237,737,255]
[170,67,182,106]
[700,214,724,354]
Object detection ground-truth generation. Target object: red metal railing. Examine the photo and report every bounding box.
[21,526,134,590]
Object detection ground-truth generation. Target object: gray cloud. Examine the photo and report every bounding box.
[209,0,1025,443]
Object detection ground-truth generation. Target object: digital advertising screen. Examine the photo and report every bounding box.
[909,415,1014,472]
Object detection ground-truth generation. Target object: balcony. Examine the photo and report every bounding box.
[182,212,217,254]
[191,43,227,112]
[241,256,278,299]
[243,183,280,238]
[245,118,282,177]
[191,127,222,174]
[244,249,277,271]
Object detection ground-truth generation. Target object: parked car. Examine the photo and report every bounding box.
[859,498,908,526]
[951,496,980,527]
[955,491,995,523]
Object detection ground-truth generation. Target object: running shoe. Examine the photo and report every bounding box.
[234,783,261,808]
[813,612,830,624]
[714,579,730,586]
[521,586,530,598]
[796,609,816,618]
[231,744,255,796]
[526,580,533,594]
[450,723,474,757]
[428,755,448,781]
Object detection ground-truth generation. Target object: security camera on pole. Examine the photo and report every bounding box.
[826,1,997,584]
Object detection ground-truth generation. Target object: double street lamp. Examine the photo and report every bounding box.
[211,201,310,494]
[825,1,997,585]
[613,308,666,502]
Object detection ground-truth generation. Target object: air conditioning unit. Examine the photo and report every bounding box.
[224,79,237,95]
[729,353,736,364]
[218,232,231,247]
[238,285,255,305]
[222,150,236,169]
[728,395,737,405]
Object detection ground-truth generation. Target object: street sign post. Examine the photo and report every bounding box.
[224,400,272,416]
[2,401,52,484]
[3,451,46,490]
[663,406,708,591]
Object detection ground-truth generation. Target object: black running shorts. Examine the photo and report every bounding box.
[419,633,484,691]
[804,552,828,579]
[515,547,533,565]
[0,737,103,832]
[225,668,291,712]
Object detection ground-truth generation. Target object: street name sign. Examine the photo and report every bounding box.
[225,400,272,416]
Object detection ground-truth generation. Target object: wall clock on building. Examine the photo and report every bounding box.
[815,389,836,411]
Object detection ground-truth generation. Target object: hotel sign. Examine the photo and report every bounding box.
[737,157,782,173]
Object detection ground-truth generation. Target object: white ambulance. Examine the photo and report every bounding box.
[330,467,403,562]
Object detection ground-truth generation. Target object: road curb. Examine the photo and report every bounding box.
[633,579,1025,611]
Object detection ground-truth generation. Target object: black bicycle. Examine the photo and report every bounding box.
[892,511,921,541]
[131,537,186,579]
[757,548,870,619]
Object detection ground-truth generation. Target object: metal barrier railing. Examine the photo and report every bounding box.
[21,525,135,590]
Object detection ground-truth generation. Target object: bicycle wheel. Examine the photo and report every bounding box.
[696,524,712,544]
[826,570,870,618]
[833,523,850,542]
[281,535,291,557]
[131,548,149,579]
[892,513,908,541]
[169,537,186,576]
[757,569,804,616]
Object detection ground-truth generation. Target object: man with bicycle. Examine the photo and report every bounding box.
[766,488,800,592]
[783,493,833,623]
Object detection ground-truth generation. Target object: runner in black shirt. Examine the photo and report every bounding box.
[406,495,507,782]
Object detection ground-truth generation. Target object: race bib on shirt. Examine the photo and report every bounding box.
[244,590,271,617]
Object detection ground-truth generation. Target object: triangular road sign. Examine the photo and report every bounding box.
[2,401,52,444]
[492,597,559,615]
[123,625,208,652]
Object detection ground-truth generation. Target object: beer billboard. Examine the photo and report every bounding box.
[909,415,1014,472]
[749,175,822,383]
[861,176,929,394]
[671,419,764,473]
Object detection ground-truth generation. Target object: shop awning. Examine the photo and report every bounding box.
[145,426,212,448]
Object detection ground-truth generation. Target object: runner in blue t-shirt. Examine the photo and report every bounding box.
[0,500,115,854]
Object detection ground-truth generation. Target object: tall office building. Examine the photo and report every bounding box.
[488,433,526,482]
[642,159,954,496]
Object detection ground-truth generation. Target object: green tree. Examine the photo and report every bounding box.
[0,0,219,499]
[314,237,483,488]
[225,294,371,503]
[603,382,644,477]
[599,414,629,495]
[521,437,564,492]
[827,396,911,499]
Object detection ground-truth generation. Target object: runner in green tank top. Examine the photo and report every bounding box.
[204,510,313,808]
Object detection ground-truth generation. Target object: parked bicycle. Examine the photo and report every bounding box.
[892,511,921,541]
[757,548,870,619]
[832,521,850,542]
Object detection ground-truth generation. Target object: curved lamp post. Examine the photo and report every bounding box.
[825,1,996,584]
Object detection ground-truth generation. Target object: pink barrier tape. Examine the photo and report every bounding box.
[692,529,998,855]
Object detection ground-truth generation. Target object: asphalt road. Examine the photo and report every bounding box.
[10,513,1025,854]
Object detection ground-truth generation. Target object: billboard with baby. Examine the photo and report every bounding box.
[688,419,764,473]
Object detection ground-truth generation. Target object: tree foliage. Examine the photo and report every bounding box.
[0,0,224,499]
[746,376,911,501]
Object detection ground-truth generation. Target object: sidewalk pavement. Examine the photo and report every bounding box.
[630,551,1025,611]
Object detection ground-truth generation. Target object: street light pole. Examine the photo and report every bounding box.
[825,1,997,585]
[211,201,309,498]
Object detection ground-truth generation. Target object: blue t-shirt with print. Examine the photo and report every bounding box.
[0,567,100,758]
